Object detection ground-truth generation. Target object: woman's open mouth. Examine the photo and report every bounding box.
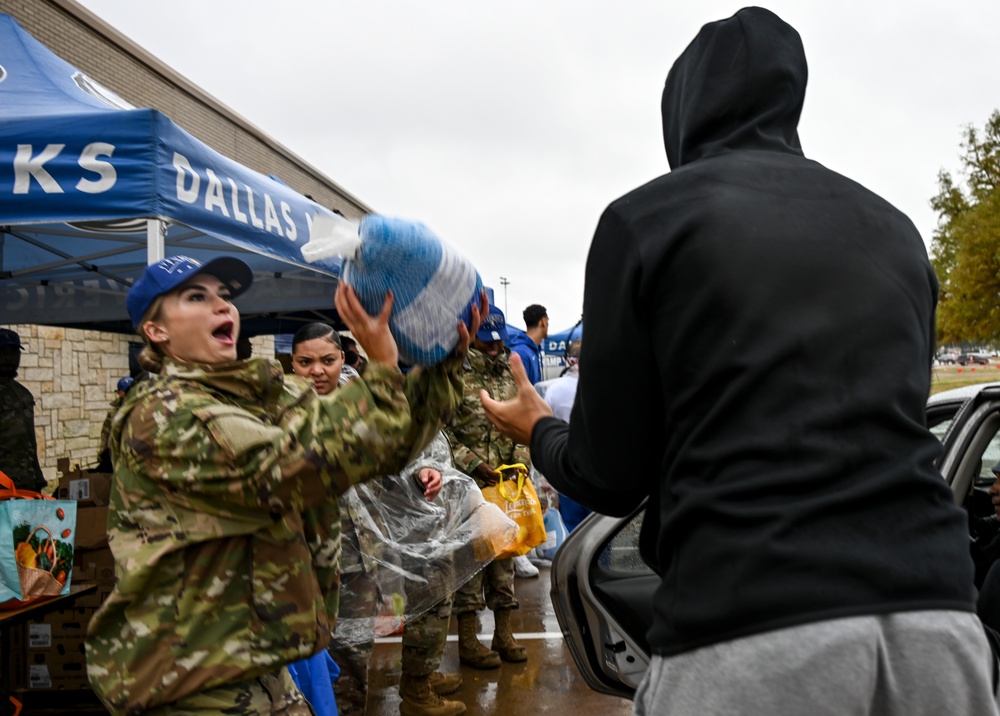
[213,321,235,345]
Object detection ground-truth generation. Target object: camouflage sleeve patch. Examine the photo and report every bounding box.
[192,405,285,460]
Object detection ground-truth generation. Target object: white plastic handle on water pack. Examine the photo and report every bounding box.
[301,213,362,263]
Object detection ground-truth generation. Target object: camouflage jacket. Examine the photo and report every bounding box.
[444,348,530,482]
[0,378,46,492]
[85,356,463,714]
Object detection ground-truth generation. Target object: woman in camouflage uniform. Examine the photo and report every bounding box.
[291,323,466,716]
[84,256,475,716]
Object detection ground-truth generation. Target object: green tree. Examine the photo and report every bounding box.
[931,110,1000,344]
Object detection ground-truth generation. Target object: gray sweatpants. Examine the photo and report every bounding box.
[634,610,999,716]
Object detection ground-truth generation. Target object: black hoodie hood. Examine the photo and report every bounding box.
[662,7,806,169]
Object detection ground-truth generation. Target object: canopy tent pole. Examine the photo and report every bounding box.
[146,219,165,265]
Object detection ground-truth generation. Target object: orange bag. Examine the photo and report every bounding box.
[481,464,547,559]
[0,471,77,609]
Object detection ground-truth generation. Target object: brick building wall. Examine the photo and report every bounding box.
[1,0,338,486]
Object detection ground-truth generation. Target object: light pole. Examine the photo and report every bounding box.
[499,276,510,316]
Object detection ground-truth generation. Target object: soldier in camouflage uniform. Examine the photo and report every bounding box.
[444,306,530,669]
[84,257,474,716]
[95,376,135,472]
[291,324,465,716]
[394,433,469,716]
[330,438,467,716]
[0,328,46,492]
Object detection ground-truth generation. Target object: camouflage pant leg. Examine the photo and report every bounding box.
[453,567,485,615]
[148,667,314,715]
[328,568,378,716]
[400,592,454,677]
[454,558,517,615]
[483,557,517,611]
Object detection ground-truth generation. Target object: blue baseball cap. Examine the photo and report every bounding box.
[477,304,509,343]
[116,376,135,393]
[126,255,253,328]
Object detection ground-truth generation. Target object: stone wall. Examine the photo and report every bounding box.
[3,324,135,483]
[2,323,275,487]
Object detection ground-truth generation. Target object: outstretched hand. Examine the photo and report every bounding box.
[480,352,553,445]
[334,283,399,368]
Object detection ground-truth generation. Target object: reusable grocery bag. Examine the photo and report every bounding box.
[0,471,77,608]
[300,213,483,366]
[481,464,547,559]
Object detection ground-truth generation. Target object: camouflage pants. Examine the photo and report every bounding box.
[329,567,378,716]
[452,556,517,614]
[401,592,454,677]
[146,668,314,715]
[330,574,457,715]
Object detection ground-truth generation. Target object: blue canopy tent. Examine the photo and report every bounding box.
[540,322,582,378]
[0,14,346,335]
[544,322,583,355]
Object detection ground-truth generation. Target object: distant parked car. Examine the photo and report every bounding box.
[938,352,959,364]
[957,353,990,366]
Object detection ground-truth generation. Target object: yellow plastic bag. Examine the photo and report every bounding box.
[481,464,547,559]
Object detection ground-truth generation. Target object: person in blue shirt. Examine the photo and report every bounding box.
[507,304,547,385]
[540,339,591,532]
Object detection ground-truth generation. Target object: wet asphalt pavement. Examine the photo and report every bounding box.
[366,563,634,716]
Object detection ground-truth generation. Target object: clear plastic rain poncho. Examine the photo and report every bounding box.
[333,432,518,644]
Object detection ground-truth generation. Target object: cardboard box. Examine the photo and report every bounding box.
[27,628,88,654]
[8,619,24,648]
[56,465,112,506]
[23,652,91,691]
[22,606,94,626]
[7,639,91,691]
[73,547,116,587]
[73,505,109,550]
[6,641,26,690]
[70,582,113,609]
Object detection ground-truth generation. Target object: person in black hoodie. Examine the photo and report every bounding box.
[481,7,999,715]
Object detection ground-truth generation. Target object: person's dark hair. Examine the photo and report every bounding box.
[292,323,341,352]
[523,304,548,328]
[340,334,365,369]
[236,334,253,360]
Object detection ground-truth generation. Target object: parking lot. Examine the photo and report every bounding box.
[933,361,1000,394]
[365,565,634,715]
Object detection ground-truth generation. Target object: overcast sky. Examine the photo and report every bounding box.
[76,0,1000,332]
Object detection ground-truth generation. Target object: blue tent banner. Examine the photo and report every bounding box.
[0,13,346,332]
[544,323,583,355]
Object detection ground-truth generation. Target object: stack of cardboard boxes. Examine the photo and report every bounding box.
[6,459,115,698]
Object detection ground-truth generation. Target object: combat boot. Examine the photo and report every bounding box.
[457,612,501,669]
[428,671,462,695]
[491,608,527,662]
[399,674,466,716]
